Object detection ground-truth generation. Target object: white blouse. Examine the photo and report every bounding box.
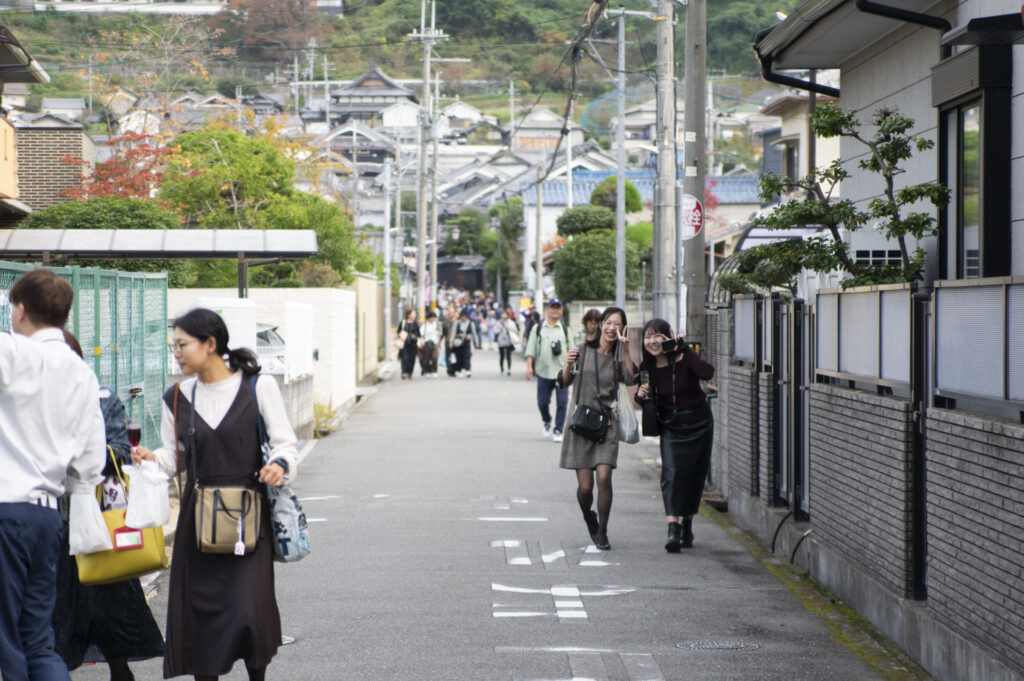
[152,372,299,480]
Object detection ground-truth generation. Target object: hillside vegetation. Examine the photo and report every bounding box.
[1,0,798,111]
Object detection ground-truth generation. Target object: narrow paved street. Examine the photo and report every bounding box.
[74,349,920,680]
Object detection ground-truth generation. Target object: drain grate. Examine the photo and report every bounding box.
[677,640,760,651]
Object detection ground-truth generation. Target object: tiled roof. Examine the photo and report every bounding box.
[520,170,762,206]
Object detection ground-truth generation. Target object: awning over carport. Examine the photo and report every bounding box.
[0,229,317,259]
[0,229,319,297]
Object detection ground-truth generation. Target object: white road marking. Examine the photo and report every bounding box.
[491,540,522,548]
[478,517,548,522]
[297,495,339,502]
[620,653,665,681]
[569,652,608,681]
[542,549,566,563]
[306,518,328,523]
[372,494,390,498]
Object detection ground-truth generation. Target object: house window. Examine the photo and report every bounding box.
[782,142,798,180]
[932,44,1011,279]
[958,104,982,278]
[855,250,902,267]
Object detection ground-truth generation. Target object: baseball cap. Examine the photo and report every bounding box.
[547,298,563,307]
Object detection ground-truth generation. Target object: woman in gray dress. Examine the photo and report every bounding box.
[558,307,636,550]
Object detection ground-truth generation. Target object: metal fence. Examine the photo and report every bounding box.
[815,283,914,388]
[733,295,758,362]
[934,276,1024,404]
[0,262,168,448]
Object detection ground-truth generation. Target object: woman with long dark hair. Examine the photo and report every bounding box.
[133,308,298,681]
[557,307,635,550]
[635,318,714,552]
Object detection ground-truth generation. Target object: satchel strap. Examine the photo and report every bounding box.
[173,383,182,500]
[250,374,272,464]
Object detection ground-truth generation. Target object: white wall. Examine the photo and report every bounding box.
[839,15,945,282]
[168,288,357,410]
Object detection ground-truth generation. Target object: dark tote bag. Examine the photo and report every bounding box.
[568,345,611,443]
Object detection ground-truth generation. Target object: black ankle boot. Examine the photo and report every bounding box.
[681,517,694,548]
[584,510,599,542]
[665,522,682,553]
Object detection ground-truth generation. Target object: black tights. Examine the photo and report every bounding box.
[195,666,265,681]
[499,346,513,371]
[575,465,613,531]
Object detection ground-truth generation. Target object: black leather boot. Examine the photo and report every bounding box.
[584,510,599,543]
[681,517,694,548]
[665,522,682,553]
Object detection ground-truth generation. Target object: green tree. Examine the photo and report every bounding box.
[589,176,642,213]
[487,197,525,291]
[625,221,653,265]
[735,103,950,292]
[20,197,194,286]
[442,208,487,255]
[552,230,640,302]
[556,204,615,236]
[161,127,295,230]
[260,192,359,284]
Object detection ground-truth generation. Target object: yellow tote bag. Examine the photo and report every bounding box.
[74,447,169,586]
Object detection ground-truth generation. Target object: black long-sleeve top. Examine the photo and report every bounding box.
[637,345,715,411]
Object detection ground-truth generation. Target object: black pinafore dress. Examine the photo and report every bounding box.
[162,376,280,678]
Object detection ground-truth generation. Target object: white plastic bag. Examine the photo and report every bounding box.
[68,493,114,555]
[616,383,640,444]
[123,461,170,529]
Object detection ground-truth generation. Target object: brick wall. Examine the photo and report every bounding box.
[808,383,914,597]
[926,408,1024,674]
[16,128,94,210]
[727,363,758,497]
[758,372,776,502]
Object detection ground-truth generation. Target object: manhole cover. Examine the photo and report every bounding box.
[677,641,760,651]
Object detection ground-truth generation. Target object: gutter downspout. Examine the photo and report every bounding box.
[754,27,841,98]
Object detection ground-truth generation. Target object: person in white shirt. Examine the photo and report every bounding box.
[418,310,442,378]
[0,268,106,681]
[133,307,298,681]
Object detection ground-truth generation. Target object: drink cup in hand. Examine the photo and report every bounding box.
[126,418,142,449]
[570,344,582,374]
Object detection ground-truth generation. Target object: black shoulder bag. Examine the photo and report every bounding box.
[567,345,612,443]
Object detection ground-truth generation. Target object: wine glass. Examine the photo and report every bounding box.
[126,418,142,449]
[570,344,582,375]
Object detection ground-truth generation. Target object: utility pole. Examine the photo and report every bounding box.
[293,54,300,117]
[615,9,627,309]
[382,158,393,354]
[535,165,544,310]
[88,55,93,112]
[509,80,516,150]
[323,54,331,132]
[681,0,706,341]
[409,0,446,319]
[654,0,677,324]
[566,99,574,209]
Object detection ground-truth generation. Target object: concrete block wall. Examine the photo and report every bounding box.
[925,408,1024,676]
[169,288,358,411]
[807,383,915,598]
[15,128,95,210]
[727,364,758,497]
[758,373,776,502]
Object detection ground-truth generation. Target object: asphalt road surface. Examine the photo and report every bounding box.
[71,349,928,681]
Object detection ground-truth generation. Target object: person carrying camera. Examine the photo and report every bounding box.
[525,299,571,441]
[635,318,715,552]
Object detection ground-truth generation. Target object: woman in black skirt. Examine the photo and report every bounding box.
[134,308,298,680]
[635,318,714,552]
